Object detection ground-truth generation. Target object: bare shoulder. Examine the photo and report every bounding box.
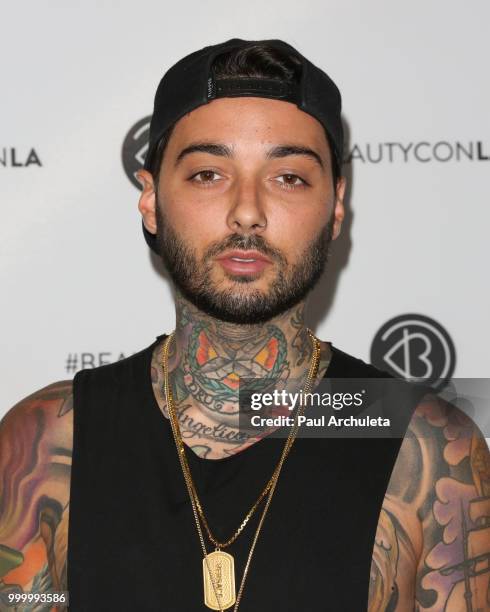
[6,379,74,416]
[387,389,487,509]
[0,381,74,606]
[1,380,74,457]
[368,389,490,611]
[3,379,74,420]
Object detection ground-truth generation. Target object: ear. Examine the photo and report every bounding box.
[136,170,157,234]
[331,176,346,240]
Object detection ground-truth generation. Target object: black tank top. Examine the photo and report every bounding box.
[67,334,423,611]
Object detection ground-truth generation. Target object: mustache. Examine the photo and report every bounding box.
[204,234,287,264]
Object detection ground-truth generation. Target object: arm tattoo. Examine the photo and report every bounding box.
[0,382,73,610]
[368,394,490,611]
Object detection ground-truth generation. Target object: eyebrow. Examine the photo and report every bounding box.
[174,141,325,169]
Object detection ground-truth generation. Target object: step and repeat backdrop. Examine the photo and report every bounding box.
[1,1,489,431]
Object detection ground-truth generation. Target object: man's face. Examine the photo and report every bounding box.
[139,97,345,324]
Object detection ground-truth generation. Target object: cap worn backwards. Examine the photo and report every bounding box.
[142,38,343,255]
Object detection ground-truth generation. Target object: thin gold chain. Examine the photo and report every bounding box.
[162,329,321,611]
[161,329,321,548]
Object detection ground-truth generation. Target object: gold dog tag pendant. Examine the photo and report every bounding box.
[203,550,236,610]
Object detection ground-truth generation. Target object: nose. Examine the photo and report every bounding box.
[226,176,267,235]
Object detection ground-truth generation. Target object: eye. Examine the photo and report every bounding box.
[275,174,308,190]
[189,170,222,185]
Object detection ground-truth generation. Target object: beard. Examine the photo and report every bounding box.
[155,202,334,324]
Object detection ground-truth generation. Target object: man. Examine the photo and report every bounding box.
[1,38,489,611]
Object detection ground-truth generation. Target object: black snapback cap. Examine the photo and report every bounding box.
[142,37,343,255]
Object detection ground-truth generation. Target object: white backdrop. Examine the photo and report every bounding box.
[1,1,489,425]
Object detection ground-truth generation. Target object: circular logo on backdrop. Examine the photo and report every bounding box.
[121,116,151,190]
[370,314,456,391]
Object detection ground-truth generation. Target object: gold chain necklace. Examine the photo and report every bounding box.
[162,329,321,611]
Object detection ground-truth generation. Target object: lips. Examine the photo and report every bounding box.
[215,250,272,276]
